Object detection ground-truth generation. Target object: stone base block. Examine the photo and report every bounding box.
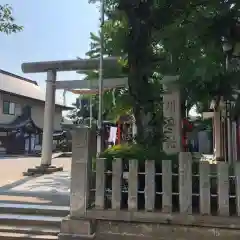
[58,216,240,239]
[23,164,63,176]
[59,216,95,240]
[59,233,95,240]
[96,221,240,240]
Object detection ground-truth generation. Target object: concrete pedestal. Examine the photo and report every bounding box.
[59,126,96,239]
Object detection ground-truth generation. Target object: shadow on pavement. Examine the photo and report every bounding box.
[0,176,35,191]
[0,171,70,206]
[0,191,69,206]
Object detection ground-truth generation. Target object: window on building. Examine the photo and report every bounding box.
[3,101,15,115]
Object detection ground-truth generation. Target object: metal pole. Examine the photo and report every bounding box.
[232,121,237,162]
[226,101,233,163]
[97,0,104,155]
[90,96,92,128]
[226,55,233,163]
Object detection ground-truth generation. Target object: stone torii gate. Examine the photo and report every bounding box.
[21,58,127,175]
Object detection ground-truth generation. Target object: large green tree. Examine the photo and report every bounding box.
[88,0,164,149]
[0,4,22,34]
[88,0,240,148]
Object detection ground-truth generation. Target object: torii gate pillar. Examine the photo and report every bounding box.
[41,70,56,166]
[24,69,63,176]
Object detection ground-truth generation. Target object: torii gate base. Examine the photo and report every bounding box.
[23,165,63,176]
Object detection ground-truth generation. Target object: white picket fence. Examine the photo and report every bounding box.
[92,152,240,217]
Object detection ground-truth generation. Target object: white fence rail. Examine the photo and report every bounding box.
[91,152,240,217]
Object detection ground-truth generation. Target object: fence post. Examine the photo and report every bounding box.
[162,160,172,213]
[179,152,192,214]
[112,158,122,209]
[128,159,138,211]
[59,126,96,239]
[199,161,210,215]
[145,160,155,211]
[70,127,92,217]
[218,162,229,216]
[95,158,106,209]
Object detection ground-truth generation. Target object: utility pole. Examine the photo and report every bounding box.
[225,55,233,164]
[97,0,105,155]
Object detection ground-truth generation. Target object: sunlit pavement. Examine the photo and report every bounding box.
[0,157,71,206]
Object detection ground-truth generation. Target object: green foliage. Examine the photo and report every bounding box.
[87,0,165,147]
[95,0,240,104]
[101,144,147,161]
[0,4,23,34]
[67,96,98,125]
[79,29,132,122]
[87,0,240,148]
[151,0,240,104]
[100,143,178,162]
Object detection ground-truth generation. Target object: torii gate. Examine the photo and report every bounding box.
[21,58,128,174]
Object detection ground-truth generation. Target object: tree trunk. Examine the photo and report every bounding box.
[123,0,154,145]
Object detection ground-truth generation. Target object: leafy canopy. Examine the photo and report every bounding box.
[89,0,240,105]
[86,0,240,150]
[0,4,22,34]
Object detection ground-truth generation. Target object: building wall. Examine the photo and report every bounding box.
[0,92,63,130]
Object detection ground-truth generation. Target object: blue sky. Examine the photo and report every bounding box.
[0,0,99,106]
